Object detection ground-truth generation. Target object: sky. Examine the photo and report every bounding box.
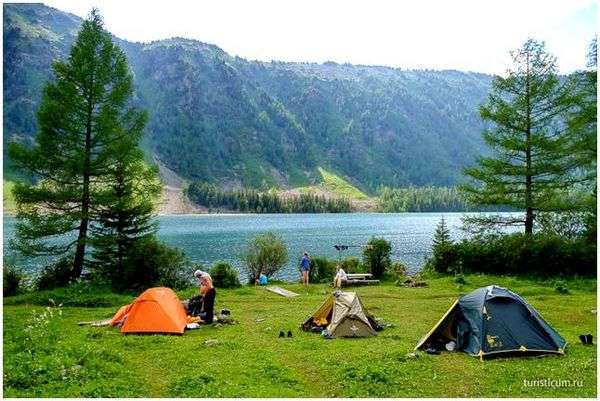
[37,0,599,74]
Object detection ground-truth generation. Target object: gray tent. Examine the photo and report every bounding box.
[302,291,377,338]
[415,285,566,359]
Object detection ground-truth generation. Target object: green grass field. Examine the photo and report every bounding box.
[317,167,369,200]
[295,167,370,201]
[3,274,597,397]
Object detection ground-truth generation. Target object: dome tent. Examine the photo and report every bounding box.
[301,291,378,338]
[110,287,188,334]
[415,285,566,359]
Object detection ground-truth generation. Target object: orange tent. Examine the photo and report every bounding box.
[110,287,188,334]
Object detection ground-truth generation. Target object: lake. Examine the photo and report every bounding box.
[2,213,501,281]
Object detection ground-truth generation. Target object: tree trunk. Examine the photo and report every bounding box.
[73,217,88,278]
[73,90,94,278]
[524,52,533,235]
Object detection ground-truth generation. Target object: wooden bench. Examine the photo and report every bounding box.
[346,273,373,280]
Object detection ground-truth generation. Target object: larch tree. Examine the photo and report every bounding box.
[566,38,597,241]
[568,38,597,184]
[461,39,575,234]
[8,10,149,279]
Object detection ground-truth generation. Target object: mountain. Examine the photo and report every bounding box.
[3,3,493,193]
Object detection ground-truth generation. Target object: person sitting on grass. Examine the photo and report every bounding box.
[333,265,347,289]
[255,272,268,286]
[194,270,216,323]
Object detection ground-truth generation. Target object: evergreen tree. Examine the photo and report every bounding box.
[8,10,143,278]
[90,123,161,285]
[568,39,597,183]
[432,216,452,249]
[567,39,597,241]
[461,39,575,234]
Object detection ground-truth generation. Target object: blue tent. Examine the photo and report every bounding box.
[415,285,567,359]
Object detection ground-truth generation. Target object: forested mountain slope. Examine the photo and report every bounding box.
[4,3,492,192]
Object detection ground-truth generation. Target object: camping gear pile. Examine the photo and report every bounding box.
[415,285,567,359]
[301,291,382,338]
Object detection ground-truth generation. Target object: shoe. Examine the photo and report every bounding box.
[287,330,293,338]
[279,331,285,338]
[586,334,594,345]
[579,334,586,345]
[425,346,441,355]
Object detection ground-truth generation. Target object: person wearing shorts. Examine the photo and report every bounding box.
[300,252,311,286]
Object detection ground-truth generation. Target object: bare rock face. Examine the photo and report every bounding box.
[155,159,204,215]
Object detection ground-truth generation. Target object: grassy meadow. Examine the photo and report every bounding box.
[295,167,370,201]
[3,274,597,397]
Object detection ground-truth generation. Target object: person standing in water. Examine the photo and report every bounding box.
[300,252,311,286]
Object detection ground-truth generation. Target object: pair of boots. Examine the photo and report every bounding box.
[579,334,594,345]
[279,330,293,338]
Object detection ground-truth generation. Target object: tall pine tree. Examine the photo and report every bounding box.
[461,39,575,234]
[90,114,161,286]
[432,216,451,249]
[8,10,147,278]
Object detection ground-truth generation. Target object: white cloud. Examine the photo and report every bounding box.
[39,0,597,74]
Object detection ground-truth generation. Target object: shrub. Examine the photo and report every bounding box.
[209,261,241,288]
[362,237,392,279]
[426,233,596,277]
[309,256,336,283]
[3,263,25,296]
[537,211,588,239]
[37,256,74,290]
[241,232,288,284]
[118,236,189,292]
[554,280,570,294]
[339,257,365,273]
[454,273,467,285]
[390,261,408,277]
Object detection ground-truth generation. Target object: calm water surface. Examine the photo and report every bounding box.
[3,213,500,281]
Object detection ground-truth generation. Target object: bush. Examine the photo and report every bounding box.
[554,280,570,294]
[362,237,392,279]
[426,233,596,277]
[241,232,288,284]
[118,236,189,292]
[454,273,467,285]
[209,261,241,288]
[339,257,365,273]
[390,261,408,277]
[37,257,74,290]
[309,256,336,283]
[4,263,25,296]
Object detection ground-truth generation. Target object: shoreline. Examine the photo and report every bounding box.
[4,211,507,218]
